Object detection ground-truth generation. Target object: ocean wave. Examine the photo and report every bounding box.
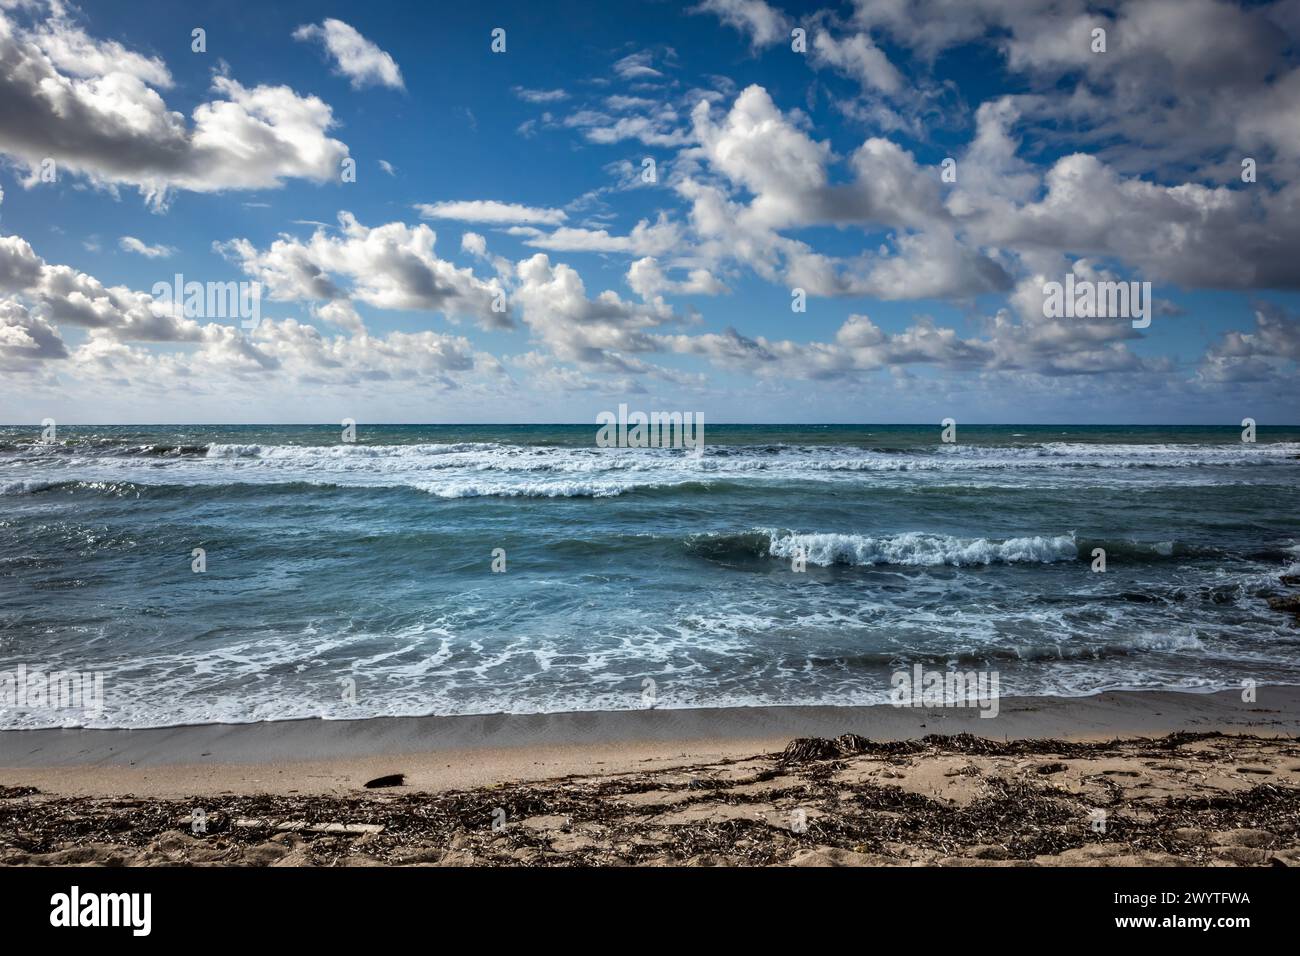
[132,444,210,457]
[4,437,1299,503]
[4,439,1299,496]
[767,530,1080,566]
[684,530,1080,566]
[0,477,351,499]
[194,439,1300,466]
[0,627,1247,730]
[798,632,1208,669]
[682,529,1251,567]
[203,441,505,459]
[0,478,156,498]
[0,478,61,496]
[0,474,739,501]
[413,477,723,498]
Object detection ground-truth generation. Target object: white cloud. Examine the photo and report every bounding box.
[30,10,172,87]
[965,151,1300,289]
[0,226,501,393]
[692,0,789,49]
[810,29,903,95]
[676,85,1008,298]
[0,295,66,369]
[660,313,994,380]
[679,80,1298,305]
[563,106,691,147]
[118,236,174,259]
[415,200,568,226]
[1199,303,1300,384]
[0,232,204,348]
[613,52,663,80]
[509,214,683,257]
[848,0,1300,177]
[513,86,569,103]
[627,257,727,298]
[219,212,512,331]
[512,252,688,376]
[5,3,1297,413]
[293,18,404,90]
[0,8,351,209]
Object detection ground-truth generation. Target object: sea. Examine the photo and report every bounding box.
[1,423,1298,729]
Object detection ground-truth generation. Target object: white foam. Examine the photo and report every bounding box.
[767,530,1080,566]
[0,479,58,495]
[4,439,1296,498]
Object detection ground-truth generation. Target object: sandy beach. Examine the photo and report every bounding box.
[2,687,1298,866]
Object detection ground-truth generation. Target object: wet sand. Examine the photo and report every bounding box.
[1,686,1297,796]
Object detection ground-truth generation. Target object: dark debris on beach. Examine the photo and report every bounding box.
[2,732,1299,867]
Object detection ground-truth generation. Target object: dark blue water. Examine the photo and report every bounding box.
[2,423,1299,728]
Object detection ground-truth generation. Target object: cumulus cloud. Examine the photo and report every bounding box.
[29,8,173,87]
[0,7,350,208]
[0,233,201,344]
[1199,303,1300,385]
[627,257,728,299]
[512,252,689,376]
[653,263,1155,383]
[0,296,67,369]
[688,85,953,232]
[848,0,1300,177]
[59,314,495,394]
[0,227,499,393]
[984,266,1150,376]
[677,85,1008,298]
[677,78,1298,307]
[5,1,1297,414]
[660,314,993,380]
[957,122,1300,290]
[293,18,404,90]
[810,29,903,94]
[0,235,44,291]
[218,212,512,331]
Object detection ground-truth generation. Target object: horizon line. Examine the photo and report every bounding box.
[4,422,1298,429]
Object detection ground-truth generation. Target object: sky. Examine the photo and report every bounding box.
[0,0,1298,424]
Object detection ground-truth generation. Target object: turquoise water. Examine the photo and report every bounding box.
[2,423,1299,728]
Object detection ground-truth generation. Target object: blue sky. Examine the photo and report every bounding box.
[1,0,1298,423]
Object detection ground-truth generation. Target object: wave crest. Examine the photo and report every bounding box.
[766,530,1080,567]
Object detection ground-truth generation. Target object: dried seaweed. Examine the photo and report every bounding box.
[2,732,1297,867]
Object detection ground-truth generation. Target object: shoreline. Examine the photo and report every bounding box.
[3,686,1298,866]
[1,686,1296,798]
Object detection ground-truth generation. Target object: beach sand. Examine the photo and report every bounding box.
[2,687,1298,866]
